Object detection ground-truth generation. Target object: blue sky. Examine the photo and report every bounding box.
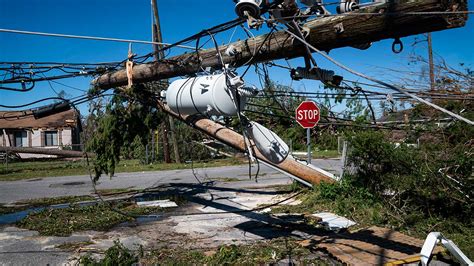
[1,0,473,115]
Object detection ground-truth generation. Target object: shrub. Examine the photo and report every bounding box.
[80,240,139,266]
[345,129,472,222]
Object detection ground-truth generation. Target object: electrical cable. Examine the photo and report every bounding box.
[280,27,474,126]
[0,61,122,66]
[207,30,260,182]
[266,63,473,98]
[238,24,259,68]
[0,72,91,84]
[0,97,67,109]
[0,91,112,121]
[250,92,474,101]
[0,79,35,92]
[241,27,276,78]
[0,28,196,50]
[153,17,244,56]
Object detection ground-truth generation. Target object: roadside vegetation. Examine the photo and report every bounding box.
[273,122,474,259]
[79,238,331,265]
[0,195,95,215]
[17,202,164,236]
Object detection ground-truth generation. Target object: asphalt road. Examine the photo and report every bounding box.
[0,159,342,204]
[0,158,342,265]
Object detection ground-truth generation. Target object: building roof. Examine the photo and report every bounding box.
[0,109,79,129]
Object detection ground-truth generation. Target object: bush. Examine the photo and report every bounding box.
[345,129,472,222]
[80,240,139,266]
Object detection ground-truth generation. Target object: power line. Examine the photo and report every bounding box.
[265,63,473,99]
[0,61,122,66]
[0,28,196,50]
[281,27,474,126]
[251,92,474,101]
[0,97,66,109]
[46,79,88,93]
[0,72,90,84]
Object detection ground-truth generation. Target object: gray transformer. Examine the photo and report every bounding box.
[165,73,248,117]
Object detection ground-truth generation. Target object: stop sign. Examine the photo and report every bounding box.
[295,101,320,128]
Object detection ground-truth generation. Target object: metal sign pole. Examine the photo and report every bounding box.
[307,128,311,164]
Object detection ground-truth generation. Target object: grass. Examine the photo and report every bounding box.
[208,177,241,182]
[95,188,135,196]
[313,149,340,159]
[80,240,139,266]
[0,195,95,215]
[16,202,164,236]
[201,239,315,265]
[82,238,331,265]
[0,158,242,181]
[15,195,95,207]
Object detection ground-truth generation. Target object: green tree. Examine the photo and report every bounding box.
[86,84,164,180]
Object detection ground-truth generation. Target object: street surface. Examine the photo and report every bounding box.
[0,158,342,265]
[0,159,342,204]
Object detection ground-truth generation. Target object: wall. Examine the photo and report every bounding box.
[1,127,77,159]
[61,129,73,146]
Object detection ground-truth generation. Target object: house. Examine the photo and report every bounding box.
[0,109,82,158]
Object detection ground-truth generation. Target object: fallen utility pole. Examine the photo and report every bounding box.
[156,102,334,185]
[0,147,91,158]
[92,0,467,89]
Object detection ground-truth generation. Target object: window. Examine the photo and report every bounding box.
[14,131,27,147]
[44,131,58,146]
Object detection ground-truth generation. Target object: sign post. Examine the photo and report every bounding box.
[295,101,321,164]
[307,128,311,164]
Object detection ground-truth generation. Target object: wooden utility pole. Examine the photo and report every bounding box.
[427,33,436,91]
[151,0,174,163]
[93,0,467,89]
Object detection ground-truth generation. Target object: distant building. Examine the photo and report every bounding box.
[0,109,82,158]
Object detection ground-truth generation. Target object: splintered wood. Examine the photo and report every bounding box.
[300,226,443,265]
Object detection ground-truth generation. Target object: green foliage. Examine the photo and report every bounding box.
[129,135,146,161]
[0,199,71,216]
[80,240,139,266]
[144,248,206,265]
[173,122,215,162]
[273,116,473,257]
[209,245,242,264]
[245,81,302,128]
[142,239,314,265]
[345,127,473,222]
[315,130,339,150]
[86,85,163,180]
[207,241,307,264]
[17,203,163,236]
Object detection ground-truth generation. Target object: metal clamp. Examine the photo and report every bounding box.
[392,38,403,54]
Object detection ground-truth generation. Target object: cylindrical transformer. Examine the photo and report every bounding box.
[166,73,247,117]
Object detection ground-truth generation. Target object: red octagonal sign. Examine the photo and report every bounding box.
[295,101,320,129]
